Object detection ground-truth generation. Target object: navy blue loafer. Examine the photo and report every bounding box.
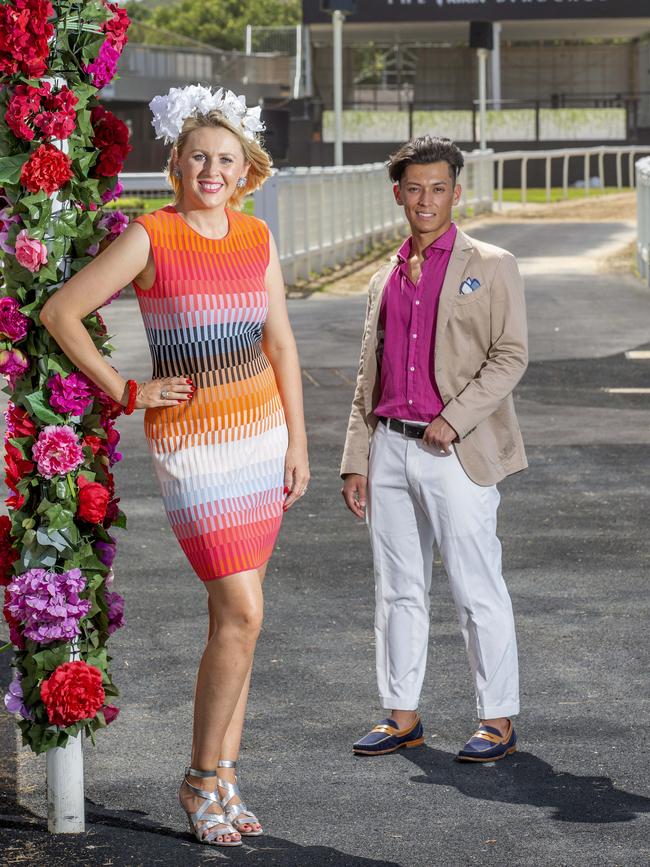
[456,720,517,763]
[352,716,425,756]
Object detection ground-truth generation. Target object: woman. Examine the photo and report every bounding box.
[41,86,310,847]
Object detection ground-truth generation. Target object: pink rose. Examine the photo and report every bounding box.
[0,297,30,342]
[14,230,47,272]
[32,425,84,479]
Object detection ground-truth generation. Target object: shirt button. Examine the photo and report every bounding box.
[412,333,417,339]
[408,400,413,405]
[415,300,420,306]
[410,366,415,371]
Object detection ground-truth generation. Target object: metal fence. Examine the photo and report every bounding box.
[121,150,494,284]
[254,150,493,284]
[494,145,650,209]
[637,156,650,286]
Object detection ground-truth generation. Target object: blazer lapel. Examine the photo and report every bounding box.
[435,228,473,347]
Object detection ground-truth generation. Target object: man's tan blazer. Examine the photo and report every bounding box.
[340,227,528,487]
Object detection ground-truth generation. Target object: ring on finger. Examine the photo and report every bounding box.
[161,390,169,399]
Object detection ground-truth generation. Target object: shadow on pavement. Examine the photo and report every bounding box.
[0,799,402,867]
[401,745,650,823]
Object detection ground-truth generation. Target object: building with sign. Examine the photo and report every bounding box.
[298,0,650,170]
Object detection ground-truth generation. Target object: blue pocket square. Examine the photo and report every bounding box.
[459,277,481,295]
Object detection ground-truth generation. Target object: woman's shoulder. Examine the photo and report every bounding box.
[132,204,176,229]
[229,208,269,240]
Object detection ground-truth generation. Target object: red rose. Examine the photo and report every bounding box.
[83,435,103,456]
[100,704,120,725]
[40,661,105,727]
[102,2,130,52]
[103,496,120,528]
[0,515,18,586]
[91,107,131,178]
[5,442,34,509]
[0,0,53,78]
[77,475,110,523]
[5,403,36,438]
[20,144,73,195]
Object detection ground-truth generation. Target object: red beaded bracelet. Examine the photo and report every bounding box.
[123,379,138,415]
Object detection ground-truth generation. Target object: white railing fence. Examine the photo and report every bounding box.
[254,150,493,284]
[494,145,650,209]
[637,156,650,286]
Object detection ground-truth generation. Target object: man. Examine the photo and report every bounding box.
[341,136,527,762]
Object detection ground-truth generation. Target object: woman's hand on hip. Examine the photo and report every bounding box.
[283,444,310,510]
[135,377,195,409]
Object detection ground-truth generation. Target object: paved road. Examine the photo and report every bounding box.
[2,218,650,866]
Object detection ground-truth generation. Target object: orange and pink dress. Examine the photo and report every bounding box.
[132,206,287,581]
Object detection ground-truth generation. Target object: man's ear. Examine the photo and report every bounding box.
[393,182,403,206]
[453,184,462,206]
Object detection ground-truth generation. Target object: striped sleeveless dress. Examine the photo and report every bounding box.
[132,206,288,581]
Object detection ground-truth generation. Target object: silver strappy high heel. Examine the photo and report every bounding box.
[181,766,242,847]
[216,759,263,836]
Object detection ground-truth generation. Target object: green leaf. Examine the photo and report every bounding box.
[0,153,29,185]
[24,390,65,425]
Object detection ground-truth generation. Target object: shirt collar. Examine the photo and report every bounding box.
[396,222,457,263]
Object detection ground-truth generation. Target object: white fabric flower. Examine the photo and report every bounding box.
[149,84,265,144]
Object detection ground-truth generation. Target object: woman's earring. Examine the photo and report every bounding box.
[173,167,182,179]
[236,177,247,188]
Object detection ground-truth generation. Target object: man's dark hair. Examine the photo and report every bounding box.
[387,136,464,185]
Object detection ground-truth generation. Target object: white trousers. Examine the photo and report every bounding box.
[367,420,520,718]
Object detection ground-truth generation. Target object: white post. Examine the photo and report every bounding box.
[47,735,85,833]
[46,82,85,831]
[332,9,344,166]
[490,22,502,111]
[245,24,252,56]
[477,47,488,151]
[294,24,303,100]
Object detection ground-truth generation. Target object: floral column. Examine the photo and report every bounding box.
[0,0,130,771]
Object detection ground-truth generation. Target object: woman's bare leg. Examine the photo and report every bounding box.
[209,565,267,833]
[180,567,264,842]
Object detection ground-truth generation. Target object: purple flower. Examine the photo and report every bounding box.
[3,670,34,720]
[85,40,120,90]
[101,181,123,204]
[95,536,116,568]
[32,424,85,478]
[99,209,129,239]
[6,568,92,645]
[86,242,100,257]
[47,371,95,416]
[0,297,30,342]
[0,347,29,388]
[0,198,21,254]
[105,590,124,635]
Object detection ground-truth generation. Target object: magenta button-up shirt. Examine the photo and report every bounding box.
[375,223,457,424]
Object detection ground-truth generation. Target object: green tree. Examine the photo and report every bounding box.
[125,0,300,51]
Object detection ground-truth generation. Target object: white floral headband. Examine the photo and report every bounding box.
[149,84,265,145]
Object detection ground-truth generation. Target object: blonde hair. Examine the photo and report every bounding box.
[166,111,273,208]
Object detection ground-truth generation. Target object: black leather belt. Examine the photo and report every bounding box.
[379,416,427,440]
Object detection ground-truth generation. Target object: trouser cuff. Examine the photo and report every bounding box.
[478,703,520,719]
[380,696,419,712]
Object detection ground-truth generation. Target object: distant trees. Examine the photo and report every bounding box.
[125,0,301,51]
